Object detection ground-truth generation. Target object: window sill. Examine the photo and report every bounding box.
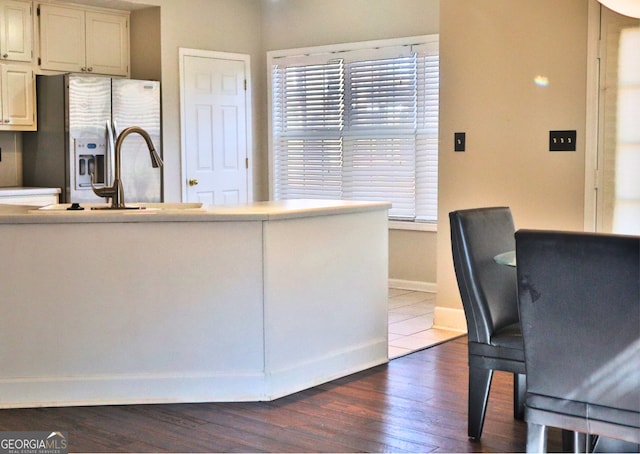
[389,220,437,232]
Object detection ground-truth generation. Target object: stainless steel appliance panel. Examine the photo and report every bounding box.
[68,75,111,203]
[112,79,162,203]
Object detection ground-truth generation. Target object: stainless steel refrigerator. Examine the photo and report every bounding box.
[23,74,162,204]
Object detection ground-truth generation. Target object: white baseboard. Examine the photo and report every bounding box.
[265,339,388,400]
[0,340,389,409]
[433,306,467,333]
[388,279,437,293]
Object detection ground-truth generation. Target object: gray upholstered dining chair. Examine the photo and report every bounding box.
[449,207,525,440]
[515,229,640,453]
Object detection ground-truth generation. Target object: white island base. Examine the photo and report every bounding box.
[0,200,389,408]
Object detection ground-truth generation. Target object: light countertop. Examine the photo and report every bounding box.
[0,187,61,196]
[0,199,391,224]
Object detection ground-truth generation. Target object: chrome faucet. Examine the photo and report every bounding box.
[91,126,163,209]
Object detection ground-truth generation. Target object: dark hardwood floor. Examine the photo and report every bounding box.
[0,336,562,452]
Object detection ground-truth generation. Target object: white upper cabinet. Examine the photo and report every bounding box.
[0,64,35,129]
[0,0,33,63]
[39,4,129,76]
[85,11,129,76]
[38,4,84,72]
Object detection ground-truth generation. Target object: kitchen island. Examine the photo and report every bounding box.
[0,200,390,408]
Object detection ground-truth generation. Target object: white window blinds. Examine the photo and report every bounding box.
[271,37,439,221]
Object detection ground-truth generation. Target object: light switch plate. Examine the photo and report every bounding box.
[454,132,466,152]
[549,130,576,151]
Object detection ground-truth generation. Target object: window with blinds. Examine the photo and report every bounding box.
[269,36,439,221]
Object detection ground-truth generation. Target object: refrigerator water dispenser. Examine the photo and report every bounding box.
[75,139,106,189]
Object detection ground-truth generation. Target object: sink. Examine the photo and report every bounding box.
[31,202,205,213]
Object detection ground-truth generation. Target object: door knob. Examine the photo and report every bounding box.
[188,178,198,186]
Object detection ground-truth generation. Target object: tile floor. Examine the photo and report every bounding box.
[388,288,463,359]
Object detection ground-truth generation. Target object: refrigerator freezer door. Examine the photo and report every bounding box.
[68,75,112,203]
[112,79,162,203]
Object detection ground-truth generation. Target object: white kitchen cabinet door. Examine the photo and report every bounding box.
[39,4,129,76]
[0,0,32,63]
[0,64,34,129]
[39,4,85,72]
[85,11,128,76]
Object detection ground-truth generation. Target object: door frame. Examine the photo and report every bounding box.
[178,47,253,203]
[584,0,640,232]
[584,0,601,232]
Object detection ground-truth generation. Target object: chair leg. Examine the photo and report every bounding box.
[514,373,526,420]
[573,432,588,453]
[527,422,547,453]
[562,430,588,453]
[468,366,493,440]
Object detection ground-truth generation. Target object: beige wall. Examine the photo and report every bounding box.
[389,229,438,284]
[262,0,439,50]
[130,7,161,81]
[437,0,589,309]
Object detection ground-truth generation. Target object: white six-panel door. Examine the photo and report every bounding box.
[180,49,251,205]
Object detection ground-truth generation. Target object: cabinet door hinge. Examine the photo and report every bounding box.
[244,80,247,91]
[37,5,40,16]
[38,57,41,66]
[245,158,249,169]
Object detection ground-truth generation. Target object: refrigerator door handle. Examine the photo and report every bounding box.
[106,120,116,185]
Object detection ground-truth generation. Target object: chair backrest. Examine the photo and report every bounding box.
[516,229,640,413]
[450,207,519,344]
